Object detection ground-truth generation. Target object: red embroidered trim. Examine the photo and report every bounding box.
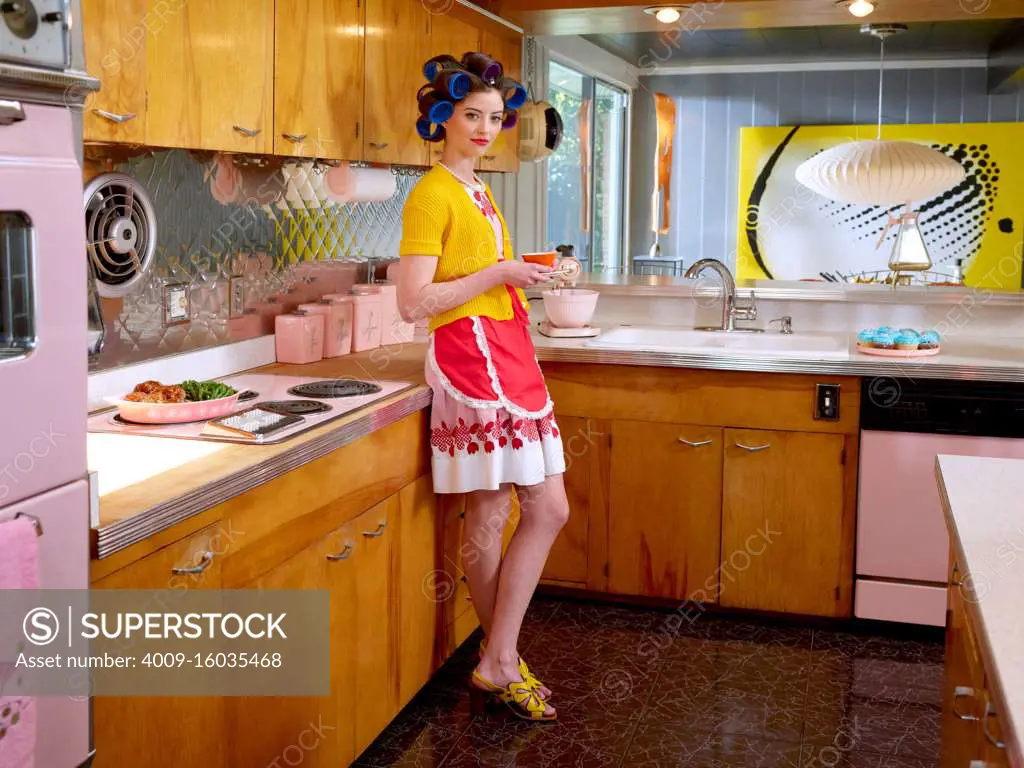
[430,413,560,457]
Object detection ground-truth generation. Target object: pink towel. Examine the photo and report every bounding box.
[0,516,40,768]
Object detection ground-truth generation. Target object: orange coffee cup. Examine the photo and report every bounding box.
[521,251,557,268]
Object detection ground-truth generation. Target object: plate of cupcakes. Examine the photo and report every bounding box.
[855,327,941,357]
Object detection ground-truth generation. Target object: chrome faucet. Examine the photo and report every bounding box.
[683,258,758,332]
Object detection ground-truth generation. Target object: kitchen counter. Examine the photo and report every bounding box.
[532,327,1024,383]
[88,345,431,560]
[936,454,1024,766]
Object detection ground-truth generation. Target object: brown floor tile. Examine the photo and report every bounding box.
[354,687,473,768]
[623,725,803,767]
[801,745,940,767]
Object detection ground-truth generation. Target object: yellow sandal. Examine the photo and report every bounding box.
[469,669,557,722]
[479,639,551,700]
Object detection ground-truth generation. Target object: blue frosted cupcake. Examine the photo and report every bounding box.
[919,330,941,350]
[894,331,920,351]
[873,331,896,350]
[857,329,876,346]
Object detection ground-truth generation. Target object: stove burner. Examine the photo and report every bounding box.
[287,379,382,399]
[237,390,259,402]
[258,399,331,415]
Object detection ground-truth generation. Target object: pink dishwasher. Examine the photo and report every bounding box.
[856,377,1024,627]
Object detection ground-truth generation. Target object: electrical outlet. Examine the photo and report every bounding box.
[815,383,840,421]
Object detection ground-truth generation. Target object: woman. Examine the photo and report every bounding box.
[397,52,569,722]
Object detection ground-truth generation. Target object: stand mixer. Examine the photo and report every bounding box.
[537,245,601,338]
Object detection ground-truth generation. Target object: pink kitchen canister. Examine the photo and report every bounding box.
[375,282,414,346]
[348,287,383,352]
[275,309,325,364]
[246,298,285,335]
[299,298,354,358]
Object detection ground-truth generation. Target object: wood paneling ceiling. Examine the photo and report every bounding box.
[479,0,1024,36]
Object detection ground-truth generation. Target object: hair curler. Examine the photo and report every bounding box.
[423,54,460,82]
[503,82,527,110]
[416,118,444,142]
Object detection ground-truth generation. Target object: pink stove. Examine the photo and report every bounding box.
[87,375,418,444]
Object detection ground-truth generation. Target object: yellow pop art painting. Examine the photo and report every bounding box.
[736,122,1024,289]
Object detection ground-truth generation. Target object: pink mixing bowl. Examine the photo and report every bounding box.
[541,289,599,328]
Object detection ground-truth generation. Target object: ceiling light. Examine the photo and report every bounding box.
[644,6,686,24]
[835,0,876,17]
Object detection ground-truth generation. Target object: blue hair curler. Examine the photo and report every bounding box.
[441,71,470,100]
[504,82,527,110]
[426,98,454,124]
[502,111,518,130]
[416,118,444,141]
[423,55,458,82]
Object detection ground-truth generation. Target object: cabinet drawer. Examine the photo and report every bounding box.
[93,522,225,590]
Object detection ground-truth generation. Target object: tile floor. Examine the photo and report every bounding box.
[354,597,945,767]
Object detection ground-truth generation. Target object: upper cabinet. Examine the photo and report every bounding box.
[362,0,431,166]
[145,0,274,153]
[477,30,522,174]
[426,12,482,167]
[274,0,364,159]
[81,0,523,170]
[81,0,148,143]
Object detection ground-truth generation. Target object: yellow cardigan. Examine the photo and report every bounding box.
[399,166,529,332]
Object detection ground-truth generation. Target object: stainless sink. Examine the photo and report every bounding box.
[584,326,850,359]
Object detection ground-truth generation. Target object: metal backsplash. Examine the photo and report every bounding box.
[88,149,423,372]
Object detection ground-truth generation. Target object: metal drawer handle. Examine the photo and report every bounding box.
[93,108,136,124]
[326,542,353,561]
[282,132,307,142]
[0,99,26,125]
[953,686,979,720]
[362,520,387,538]
[736,442,771,452]
[233,124,261,137]
[678,438,712,447]
[171,550,214,575]
[983,700,1006,749]
[368,141,389,149]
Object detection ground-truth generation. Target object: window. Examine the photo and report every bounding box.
[545,60,628,274]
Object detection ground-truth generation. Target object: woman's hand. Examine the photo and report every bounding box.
[498,260,554,288]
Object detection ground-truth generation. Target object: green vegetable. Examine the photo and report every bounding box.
[180,379,237,402]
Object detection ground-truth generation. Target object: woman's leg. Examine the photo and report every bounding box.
[461,486,515,637]
[474,473,569,713]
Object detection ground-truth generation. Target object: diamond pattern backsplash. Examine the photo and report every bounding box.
[89,149,424,372]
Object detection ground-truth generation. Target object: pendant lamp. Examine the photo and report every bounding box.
[795,24,966,275]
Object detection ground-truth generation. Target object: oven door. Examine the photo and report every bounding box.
[0,101,86,508]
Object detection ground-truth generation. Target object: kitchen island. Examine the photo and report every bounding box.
[936,454,1024,768]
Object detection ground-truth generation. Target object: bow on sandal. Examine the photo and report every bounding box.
[479,639,552,700]
[469,669,557,722]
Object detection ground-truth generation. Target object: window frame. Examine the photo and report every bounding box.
[545,54,632,275]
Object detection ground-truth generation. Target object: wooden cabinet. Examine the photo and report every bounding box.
[941,555,1014,767]
[273,0,364,159]
[146,0,274,153]
[425,12,482,166]
[540,415,606,587]
[606,420,722,600]
[81,0,147,143]
[92,525,226,768]
[353,494,401,755]
[477,30,522,173]
[720,429,851,617]
[226,521,358,768]
[362,0,431,166]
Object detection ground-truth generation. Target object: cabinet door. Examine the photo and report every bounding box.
[425,13,481,166]
[941,556,985,767]
[541,414,605,586]
[92,525,226,768]
[721,429,851,617]
[607,421,722,600]
[397,475,440,706]
[146,0,273,152]
[477,31,522,173]
[353,495,401,755]
[363,0,430,166]
[226,523,357,768]
[81,0,147,142]
[274,0,364,159]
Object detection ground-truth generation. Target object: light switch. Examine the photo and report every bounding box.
[815,383,840,421]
